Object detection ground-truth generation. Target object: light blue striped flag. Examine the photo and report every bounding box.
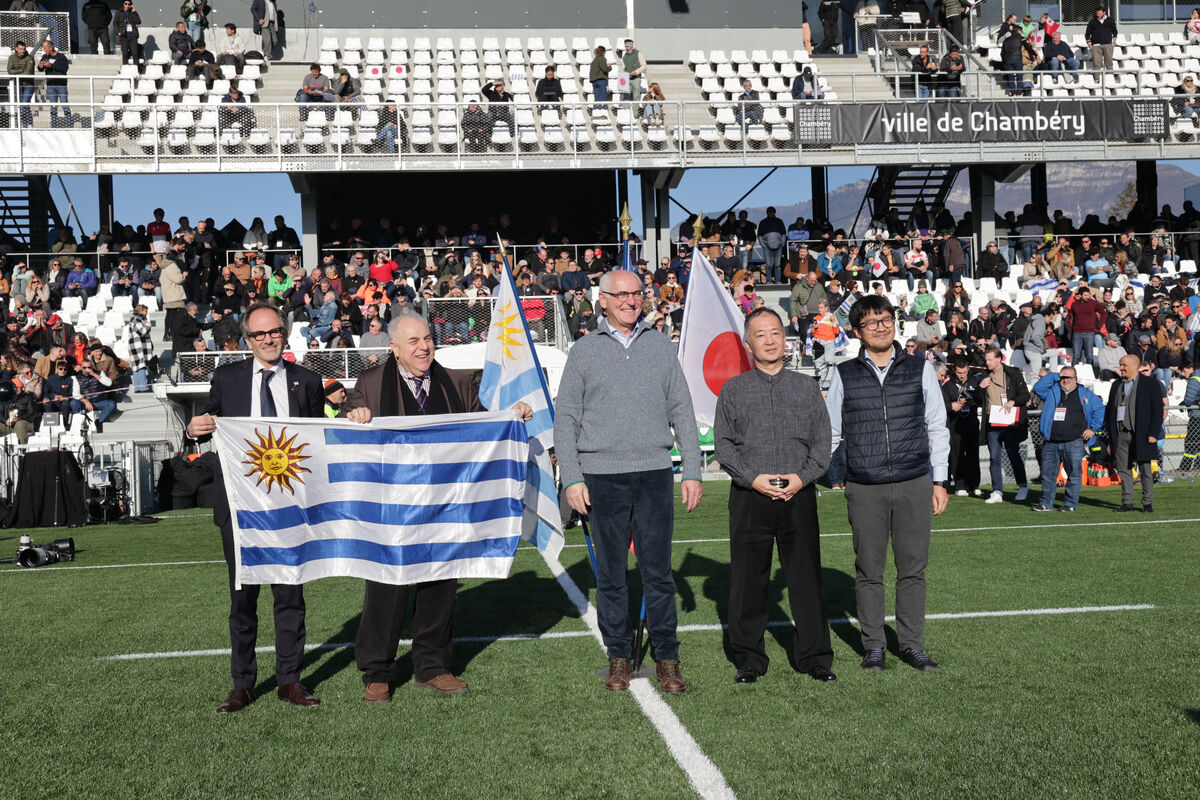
[478,255,564,559]
[214,412,529,587]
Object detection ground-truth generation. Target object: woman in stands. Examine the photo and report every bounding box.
[1187,9,1200,45]
[589,45,611,111]
[942,280,971,322]
[242,217,267,251]
[67,331,88,368]
[944,311,969,345]
[641,82,665,125]
[1156,335,1185,389]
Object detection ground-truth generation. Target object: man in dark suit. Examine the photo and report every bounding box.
[341,312,530,702]
[186,302,326,713]
[1106,354,1164,513]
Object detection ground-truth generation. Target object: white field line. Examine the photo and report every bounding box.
[96,603,1159,658]
[537,548,737,800]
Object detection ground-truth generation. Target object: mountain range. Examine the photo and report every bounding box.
[694,162,1200,237]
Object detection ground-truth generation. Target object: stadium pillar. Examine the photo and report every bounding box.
[969,166,996,252]
[1136,161,1158,216]
[289,173,320,272]
[811,167,827,223]
[97,175,114,232]
[640,168,684,264]
[1029,163,1047,214]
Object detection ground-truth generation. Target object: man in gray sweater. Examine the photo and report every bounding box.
[714,308,834,685]
[555,269,703,695]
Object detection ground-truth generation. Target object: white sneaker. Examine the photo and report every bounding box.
[972,489,983,496]
[984,491,1003,504]
[954,489,968,497]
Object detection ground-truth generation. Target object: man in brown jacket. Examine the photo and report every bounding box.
[343,312,530,702]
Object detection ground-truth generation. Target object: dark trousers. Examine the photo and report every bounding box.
[117,35,138,63]
[219,519,306,689]
[987,426,1028,491]
[728,484,832,674]
[586,469,678,661]
[88,26,110,55]
[845,475,933,652]
[948,415,980,491]
[815,18,839,53]
[355,578,456,684]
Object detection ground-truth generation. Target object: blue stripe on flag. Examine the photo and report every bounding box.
[524,407,554,441]
[325,421,525,446]
[497,369,546,409]
[241,535,521,567]
[328,459,526,486]
[235,497,523,530]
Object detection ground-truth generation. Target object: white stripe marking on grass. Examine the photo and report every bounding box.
[555,517,1200,547]
[538,548,737,800]
[96,604,1161,662]
[0,559,225,574]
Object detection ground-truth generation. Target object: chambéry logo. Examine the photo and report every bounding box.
[242,427,311,494]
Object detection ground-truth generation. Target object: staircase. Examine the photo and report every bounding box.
[866,163,963,228]
[0,175,64,250]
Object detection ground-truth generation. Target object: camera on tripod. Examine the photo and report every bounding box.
[15,533,75,568]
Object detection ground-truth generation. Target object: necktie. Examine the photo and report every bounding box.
[411,376,427,412]
[260,370,277,417]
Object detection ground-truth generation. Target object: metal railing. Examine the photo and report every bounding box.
[423,294,572,351]
[176,347,389,385]
[0,93,1189,173]
[0,10,70,52]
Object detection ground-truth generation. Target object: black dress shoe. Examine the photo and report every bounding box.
[860,648,885,670]
[806,666,837,683]
[276,682,320,706]
[1142,504,1153,513]
[217,687,251,714]
[901,648,939,671]
[734,669,759,684]
[1112,505,1136,513]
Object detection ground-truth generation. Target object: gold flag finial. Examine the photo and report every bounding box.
[619,202,632,241]
[691,210,705,243]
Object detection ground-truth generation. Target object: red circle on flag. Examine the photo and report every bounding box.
[702,332,750,396]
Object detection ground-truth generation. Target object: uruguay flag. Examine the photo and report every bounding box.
[479,256,564,559]
[214,412,528,588]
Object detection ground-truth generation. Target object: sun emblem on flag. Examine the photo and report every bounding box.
[490,300,525,360]
[242,426,311,494]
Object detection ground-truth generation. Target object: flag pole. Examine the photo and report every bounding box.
[579,516,600,584]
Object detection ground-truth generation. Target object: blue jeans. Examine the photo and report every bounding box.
[186,21,203,43]
[937,86,961,98]
[1040,438,1084,509]
[131,367,149,392]
[1047,58,1079,76]
[434,320,469,342]
[1021,240,1039,263]
[378,123,399,152]
[46,84,69,125]
[987,427,1028,492]
[584,469,679,661]
[71,397,117,424]
[18,84,34,126]
[1154,368,1174,389]
[592,79,608,108]
[302,324,330,343]
[916,83,931,99]
[762,247,783,282]
[1071,331,1097,370]
[1002,61,1022,94]
[68,286,91,308]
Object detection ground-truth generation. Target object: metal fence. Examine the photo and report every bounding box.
[0,10,70,52]
[1,94,1191,174]
[175,347,389,385]
[424,294,571,350]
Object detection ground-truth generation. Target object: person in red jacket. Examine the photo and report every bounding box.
[1067,286,1104,370]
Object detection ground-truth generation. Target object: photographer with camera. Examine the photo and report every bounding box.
[942,356,981,497]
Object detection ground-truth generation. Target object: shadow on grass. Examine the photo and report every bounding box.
[1185,709,1200,727]
[301,611,365,693]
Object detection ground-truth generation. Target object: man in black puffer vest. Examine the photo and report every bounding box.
[825,294,950,673]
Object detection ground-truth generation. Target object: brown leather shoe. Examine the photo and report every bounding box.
[656,659,686,694]
[415,673,469,694]
[276,682,320,706]
[217,687,251,714]
[363,682,392,704]
[604,657,632,691]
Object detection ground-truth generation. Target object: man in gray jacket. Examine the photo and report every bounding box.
[555,269,703,695]
[715,308,834,685]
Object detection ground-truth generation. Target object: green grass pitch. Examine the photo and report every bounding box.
[1,482,1197,799]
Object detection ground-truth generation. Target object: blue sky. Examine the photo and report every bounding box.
[52,161,1200,241]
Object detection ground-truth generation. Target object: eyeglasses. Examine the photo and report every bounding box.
[601,290,641,303]
[246,327,285,342]
[1059,375,1077,381]
[859,317,896,331]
